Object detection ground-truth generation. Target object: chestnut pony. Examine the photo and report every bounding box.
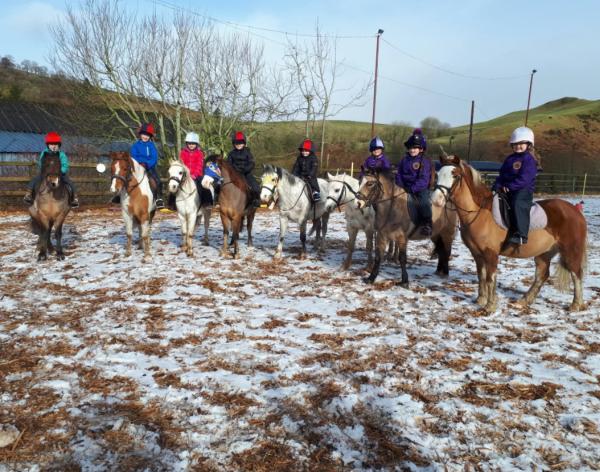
[29,153,71,260]
[109,151,155,261]
[432,155,587,313]
[214,156,256,258]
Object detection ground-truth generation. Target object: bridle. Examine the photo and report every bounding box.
[111,156,145,194]
[168,164,197,200]
[326,180,359,210]
[261,173,310,212]
[434,163,491,226]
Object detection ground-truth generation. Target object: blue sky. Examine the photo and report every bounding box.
[1,0,599,126]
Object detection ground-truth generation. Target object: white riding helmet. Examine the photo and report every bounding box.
[185,132,200,144]
[510,126,534,146]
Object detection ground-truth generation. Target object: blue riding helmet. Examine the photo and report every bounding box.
[369,136,385,152]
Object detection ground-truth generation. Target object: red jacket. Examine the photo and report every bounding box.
[179,147,204,179]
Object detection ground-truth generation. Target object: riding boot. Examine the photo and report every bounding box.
[167,193,177,210]
[420,217,433,236]
[23,189,34,205]
[155,196,165,209]
[111,194,121,204]
[70,193,80,208]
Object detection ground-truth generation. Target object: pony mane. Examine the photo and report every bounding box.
[460,161,492,208]
[218,157,246,188]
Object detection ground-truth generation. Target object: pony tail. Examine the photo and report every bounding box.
[554,241,587,292]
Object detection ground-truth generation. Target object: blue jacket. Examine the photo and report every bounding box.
[130,140,158,168]
[395,153,432,193]
[38,149,69,174]
[494,151,538,192]
[359,153,392,178]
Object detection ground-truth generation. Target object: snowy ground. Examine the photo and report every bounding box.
[0,197,599,471]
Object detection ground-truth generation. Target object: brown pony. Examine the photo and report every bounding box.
[29,153,71,260]
[432,155,587,313]
[215,156,256,258]
[110,151,155,261]
[357,170,458,286]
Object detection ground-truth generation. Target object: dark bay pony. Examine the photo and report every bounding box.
[214,156,256,258]
[432,155,587,313]
[110,151,155,261]
[29,153,71,260]
[357,170,457,285]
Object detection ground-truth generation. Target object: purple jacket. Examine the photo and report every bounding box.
[494,151,537,192]
[359,153,392,178]
[395,153,432,193]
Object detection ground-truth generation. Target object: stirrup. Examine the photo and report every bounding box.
[70,198,80,208]
[23,194,34,205]
[155,198,165,209]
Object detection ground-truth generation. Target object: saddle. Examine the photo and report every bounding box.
[492,193,548,232]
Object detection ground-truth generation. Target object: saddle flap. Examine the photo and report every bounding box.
[492,194,548,232]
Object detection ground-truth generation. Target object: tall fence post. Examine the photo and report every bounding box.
[582,173,587,197]
[350,162,354,177]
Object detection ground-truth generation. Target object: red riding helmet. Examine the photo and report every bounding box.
[45,131,62,145]
[298,139,315,153]
[139,123,155,136]
[232,131,246,144]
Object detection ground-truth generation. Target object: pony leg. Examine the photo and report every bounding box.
[518,252,554,307]
[203,209,211,246]
[319,213,329,253]
[366,230,374,271]
[342,227,358,270]
[364,232,386,284]
[220,214,230,256]
[231,215,243,259]
[123,214,133,257]
[397,239,409,287]
[246,209,256,248]
[299,220,308,259]
[37,228,49,261]
[483,255,499,314]
[433,236,450,276]
[178,212,188,253]
[274,216,289,259]
[141,221,151,261]
[570,272,585,311]
[54,223,65,260]
[474,256,488,307]
[187,212,197,257]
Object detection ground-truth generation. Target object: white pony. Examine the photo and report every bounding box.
[324,172,375,270]
[167,160,211,256]
[260,164,330,259]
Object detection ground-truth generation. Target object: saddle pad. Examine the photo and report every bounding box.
[492,194,548,232]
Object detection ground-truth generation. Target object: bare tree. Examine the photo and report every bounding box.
[286,23,371,167]
[51,0,296,159]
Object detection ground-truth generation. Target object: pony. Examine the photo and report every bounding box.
[109,151,155,261]
[260,165,331,259]
[356,170,457,285]
[432,155,587,313]
[167,160,212,256]
[208,156,256,259]
[28,153,71,260]
[324,172,375,270]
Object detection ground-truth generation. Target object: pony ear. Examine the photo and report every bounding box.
[439,154,460,165]
[327,172,334,180]
[276,167,282,179]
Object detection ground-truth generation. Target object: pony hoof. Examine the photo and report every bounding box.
[398,282,409,288]
[568,303,584,312]
[37,253,47,261]
[514,298,529,308]
[203,240,209,246]
[483,304,497,314]
[57,253,65,260]
[475,297,488,307]
[362,276,375,284]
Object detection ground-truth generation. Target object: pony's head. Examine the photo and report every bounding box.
[41,152,62,188]
[260,164,281,205]
[167,160,187,194]
[356,171,384,209]
[325,172,357,212]
[432,154,488,207]
[110,151,131,194]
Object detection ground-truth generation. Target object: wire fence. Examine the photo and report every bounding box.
[2,156,599,208]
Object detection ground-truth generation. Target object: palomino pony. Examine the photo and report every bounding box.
[260,165,330,259]
[110,151,155,261]
[324,172,375,270]
[167,160,212,256]
[29,153,71,260]
[212,157,256,259]
[432,155,587,313]
[357,171,457,285]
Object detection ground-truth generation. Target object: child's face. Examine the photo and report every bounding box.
[140,133,151,142]
[234,143,245,150]
[372,148,383,157]
[186,142,197,150]
[48,144,60,152]
[511,142,528,153]
[408,147,421,157]
[301,150,310,157]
